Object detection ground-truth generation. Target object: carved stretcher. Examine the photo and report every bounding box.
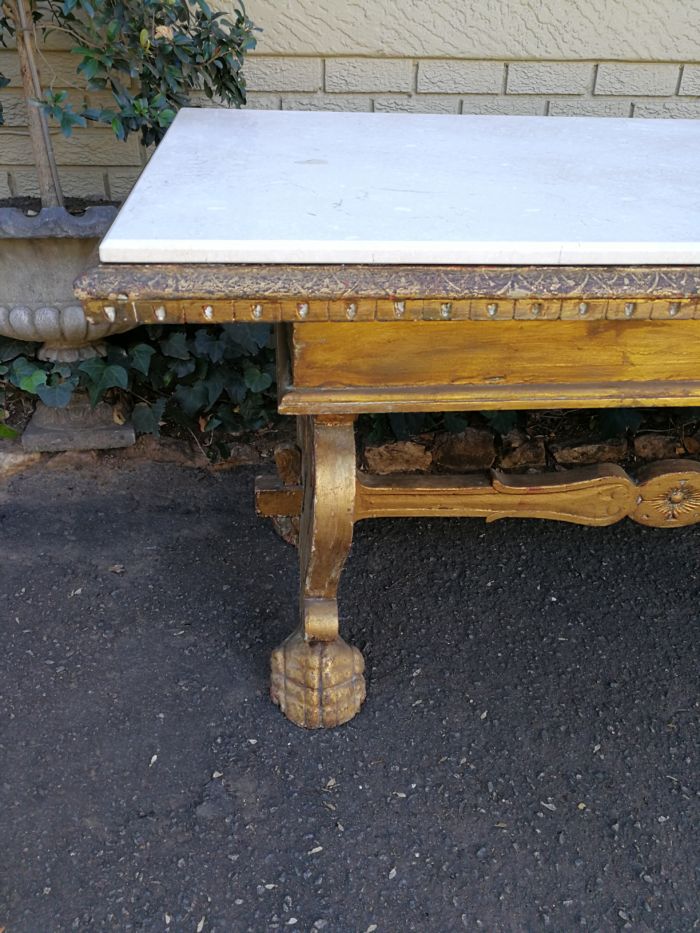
[75,109,700,728]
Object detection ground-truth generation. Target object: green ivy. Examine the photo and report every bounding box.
[0,323,276,457]
[0,0,257,141]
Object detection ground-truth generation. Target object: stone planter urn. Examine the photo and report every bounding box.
[0,205,137,451]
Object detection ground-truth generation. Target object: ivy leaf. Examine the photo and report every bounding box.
[78,358,128,405]
[10,357,47,394]
[193,329,226,363]
[225,323,271,354]
[169,358,197,378]
[128,343,156,376]
[0,338,32,363]
[225,374,246,404]
[174,381,209,417]
[0,423,19,439]
[243,365,272,393]
[132,398,167,436]
[160,331,190,360]
[36,378,77,408]
[203,369,227,406]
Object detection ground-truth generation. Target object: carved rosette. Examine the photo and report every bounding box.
[633,461,700,527]
[0,305,135,362]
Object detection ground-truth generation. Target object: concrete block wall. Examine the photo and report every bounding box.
[0,46,146,201]
[245,59,700,119]
[1,0,699,201]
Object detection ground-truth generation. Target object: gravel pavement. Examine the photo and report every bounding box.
[0,458,698,933]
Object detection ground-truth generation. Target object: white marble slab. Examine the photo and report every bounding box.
[100,109,700,265]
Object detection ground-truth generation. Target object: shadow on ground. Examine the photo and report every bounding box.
[0,460,697,932]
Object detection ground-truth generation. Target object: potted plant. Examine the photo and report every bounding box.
[0,0,256,449]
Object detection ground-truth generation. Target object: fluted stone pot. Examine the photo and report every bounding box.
[0,303,133,362]
[0,205,137,450]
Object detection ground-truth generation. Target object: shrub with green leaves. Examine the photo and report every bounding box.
[0,323,276,456]
[0,0,257,142]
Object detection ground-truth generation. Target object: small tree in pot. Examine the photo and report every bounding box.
[0,0,256,448]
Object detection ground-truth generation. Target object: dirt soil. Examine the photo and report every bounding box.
[0,458,698,932]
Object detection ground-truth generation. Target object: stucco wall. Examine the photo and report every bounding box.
[1,1,699,200]
[244,0,700,61]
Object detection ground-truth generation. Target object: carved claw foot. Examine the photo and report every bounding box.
[270,628,366,728]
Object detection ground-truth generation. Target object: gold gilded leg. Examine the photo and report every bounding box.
[270,415,366,728]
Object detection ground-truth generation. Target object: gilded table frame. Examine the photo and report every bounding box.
[75,262,700,728]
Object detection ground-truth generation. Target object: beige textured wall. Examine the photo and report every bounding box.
[1,1,700,200]
[244,0,700,60]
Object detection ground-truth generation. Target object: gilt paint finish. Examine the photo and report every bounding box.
[75,107,700,728]
[282,319,700,413]
[77,252,700,727]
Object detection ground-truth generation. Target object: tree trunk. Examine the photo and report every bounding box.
[12,0,63,207]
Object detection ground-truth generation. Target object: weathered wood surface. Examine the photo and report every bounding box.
[292,320,700,389]
[256,460,700,529]
[281,319,700,413]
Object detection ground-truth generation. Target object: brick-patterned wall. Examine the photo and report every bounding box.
[245,58,700,119]
[2,45,700,200]
[0,46,146,201]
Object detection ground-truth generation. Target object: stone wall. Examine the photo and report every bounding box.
[1,0,699,200]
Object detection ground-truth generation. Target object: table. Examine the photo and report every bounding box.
[76,109,700,729]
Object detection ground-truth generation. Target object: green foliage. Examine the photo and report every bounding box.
[1,0,257,143]
[0,323,276,457]
[0,359,19,438]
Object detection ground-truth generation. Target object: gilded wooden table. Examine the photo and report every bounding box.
[75,109,700,728]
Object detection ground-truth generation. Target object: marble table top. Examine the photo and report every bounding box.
[100,109,700,266]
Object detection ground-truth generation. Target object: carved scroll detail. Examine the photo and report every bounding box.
[257,460,700,530]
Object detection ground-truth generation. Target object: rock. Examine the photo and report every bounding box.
[195,781,235,822]
[364,440,432,474]
[683,431,700,455]
[46,450,98,471]
[432,427,495,472]
[209,442,261,471]
[500,433,546,470]
[501,427,527,449]
[118,435,208,468]
[633,433,684,461]
[274,443,301,485]
[551,437,628,466]
[0,444,42,479]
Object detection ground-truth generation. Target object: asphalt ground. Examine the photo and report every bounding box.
[0,459,698,933]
